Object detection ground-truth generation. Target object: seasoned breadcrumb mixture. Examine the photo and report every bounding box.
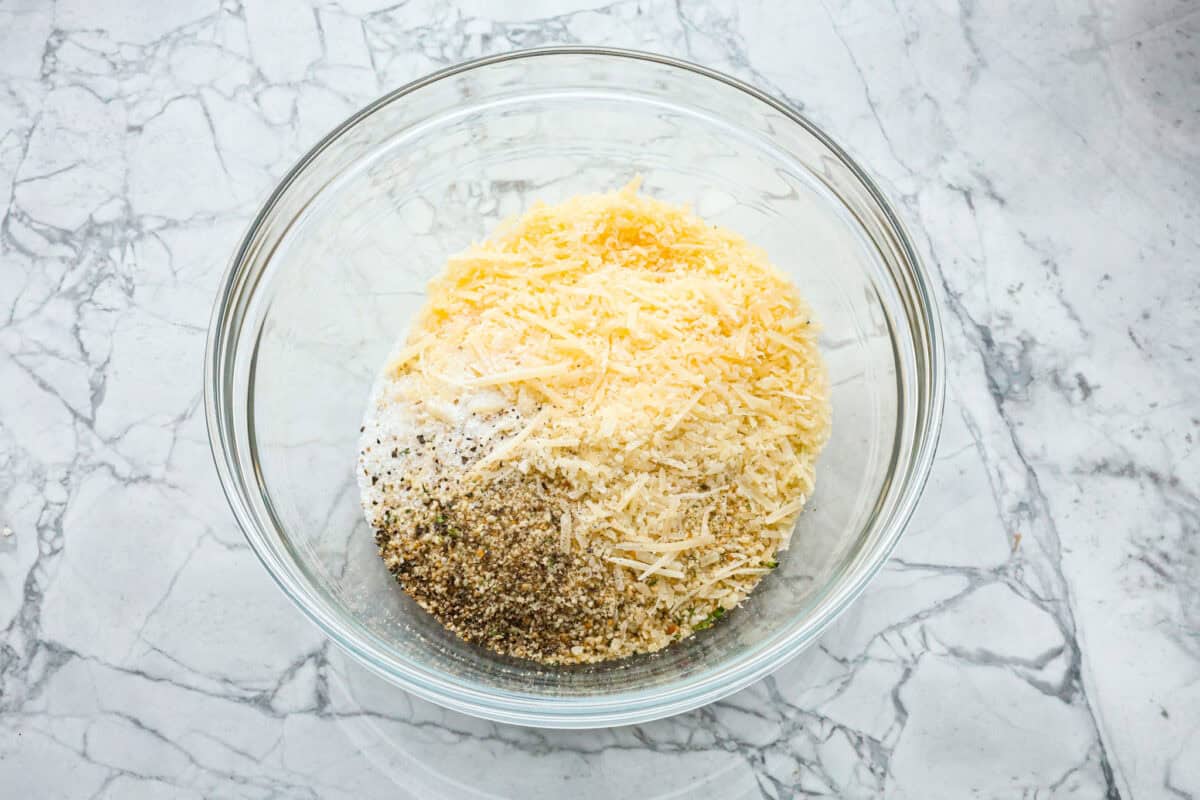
[358,182,831,664]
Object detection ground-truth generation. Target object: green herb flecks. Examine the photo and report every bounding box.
[693,606,726,631]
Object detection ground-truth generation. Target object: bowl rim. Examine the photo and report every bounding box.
[204,45,946,728]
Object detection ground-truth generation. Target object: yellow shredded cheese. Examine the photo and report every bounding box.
[393,180,831,598]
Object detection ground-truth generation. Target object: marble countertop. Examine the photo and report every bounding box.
[2,1,1197,797]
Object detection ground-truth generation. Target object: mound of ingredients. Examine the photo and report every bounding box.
[358,181,831,664]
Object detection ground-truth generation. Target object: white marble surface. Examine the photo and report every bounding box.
[1,1,1197,797]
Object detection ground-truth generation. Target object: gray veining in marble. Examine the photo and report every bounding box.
[2,1,1198,797]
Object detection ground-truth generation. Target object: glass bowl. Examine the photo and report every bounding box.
[205,47,944,728]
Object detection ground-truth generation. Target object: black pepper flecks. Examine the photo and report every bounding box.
[372,469,641,664]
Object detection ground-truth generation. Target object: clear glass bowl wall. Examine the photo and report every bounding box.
[206,49,943,728]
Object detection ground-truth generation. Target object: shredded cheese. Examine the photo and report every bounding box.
[392,180,831,610]
[612,535,716,553]
[606,555,686,580]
